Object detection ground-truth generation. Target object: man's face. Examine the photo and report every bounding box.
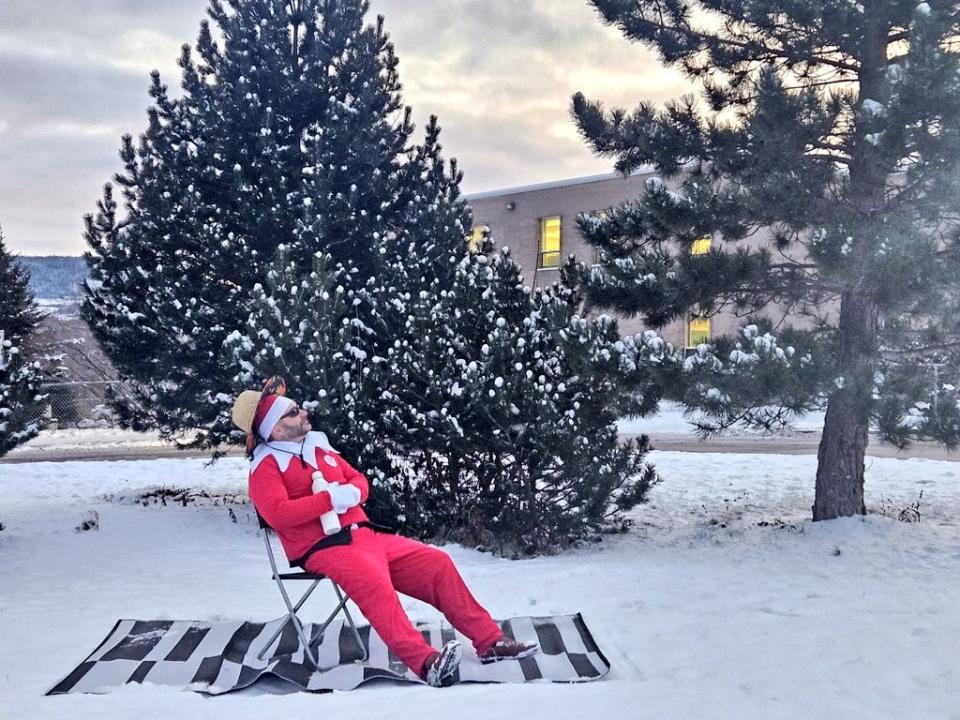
[269,401,312,441]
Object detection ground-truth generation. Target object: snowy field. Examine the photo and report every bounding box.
[5,401,824,459]
[5,426,180,453]
[616,401,827,435]
[10,401,823,451]
[2,451,959,719]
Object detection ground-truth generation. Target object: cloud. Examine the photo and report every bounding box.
[20,122,120,139]
[0,134,124,254]
[0,41,140,124]
[0,0,207,42]
[110,29,193,76]
[370,0,692,192]
[0,0,693,254]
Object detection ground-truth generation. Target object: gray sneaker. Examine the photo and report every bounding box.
[478,637,540,664]
[424,640,462,687]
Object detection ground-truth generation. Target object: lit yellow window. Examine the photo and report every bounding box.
[467,225,488,253]
[539,216,561,268]
[688,315,711,347]
[691,236,712,255]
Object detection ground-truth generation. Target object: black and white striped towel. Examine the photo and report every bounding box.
[48,614,610,695]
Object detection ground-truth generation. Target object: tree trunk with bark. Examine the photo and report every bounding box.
[813,290,878,520]
[813,15,889,521]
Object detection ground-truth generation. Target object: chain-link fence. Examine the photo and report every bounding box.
[40,380,123,428]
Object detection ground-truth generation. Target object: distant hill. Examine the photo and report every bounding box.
[19,256,87,300]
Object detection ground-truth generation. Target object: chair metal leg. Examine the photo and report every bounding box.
[291,612,321,668]
[334,582,368,662]
[256,578,321,662]
[259,609,321,668]
[256,525,366,669]
[305,582,364,661]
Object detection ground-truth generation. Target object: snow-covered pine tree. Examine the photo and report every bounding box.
[0,228,46,456]
[83,0,462,447]
[572,1,960,520]
[220,248,404,522]
[370,246,659,555]
[223,249,363,437]
[389,115,472,292]
[222,116,474,523]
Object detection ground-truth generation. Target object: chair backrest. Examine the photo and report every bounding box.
[254,508,288,577]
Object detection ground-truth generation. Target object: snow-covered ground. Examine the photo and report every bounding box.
[5,427,176,453]
[616,401,826,435]
[2,451,959,719]
[6,401,822,458]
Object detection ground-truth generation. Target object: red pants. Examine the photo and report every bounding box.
[304,527,503,675]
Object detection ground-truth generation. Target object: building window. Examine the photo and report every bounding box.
[539,216,561,268]
[468,225,489,253]
[688,315,711,347]
[686,237,713,346]
[691,235,712,255]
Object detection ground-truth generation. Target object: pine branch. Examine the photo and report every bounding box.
[620,5,861,73]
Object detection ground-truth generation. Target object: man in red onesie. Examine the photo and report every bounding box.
[232,380,538,687]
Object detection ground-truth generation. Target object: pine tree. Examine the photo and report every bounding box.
[221,119,477,528]
[82,0,466,447]
[221,248,403,521]
[367,247,659,555]
[0,227,47,456]
[224,229,661,554]
[572,1,960,520]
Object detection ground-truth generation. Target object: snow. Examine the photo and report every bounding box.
[861,99,887,117]
[0,400,823,456]
[617,401,826,435]
[2,450,960,718]
[3,427,208,457]
[7,427,165,450]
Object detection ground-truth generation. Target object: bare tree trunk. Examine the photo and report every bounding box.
[813,290,877,520]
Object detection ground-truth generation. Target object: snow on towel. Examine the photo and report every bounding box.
[48,614,609,695]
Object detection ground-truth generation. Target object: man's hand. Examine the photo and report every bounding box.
[327,483,362,514]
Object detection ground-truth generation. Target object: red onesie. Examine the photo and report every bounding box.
[248,432,503,676]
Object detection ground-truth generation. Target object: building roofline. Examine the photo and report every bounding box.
[464,167,656,201]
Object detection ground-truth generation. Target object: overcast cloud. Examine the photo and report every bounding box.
[0,0,690,255]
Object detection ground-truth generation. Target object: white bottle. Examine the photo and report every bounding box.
[312,471,342,536]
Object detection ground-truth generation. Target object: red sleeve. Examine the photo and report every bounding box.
[249,456,334,531]
[338,456,370,503]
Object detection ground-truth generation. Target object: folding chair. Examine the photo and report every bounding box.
[255,512,368,669]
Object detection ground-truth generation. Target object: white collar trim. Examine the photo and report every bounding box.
[251,431,338,473]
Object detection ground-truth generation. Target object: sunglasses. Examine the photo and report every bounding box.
[282,405,301,419]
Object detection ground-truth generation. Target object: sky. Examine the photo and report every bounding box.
[0,0,690,256]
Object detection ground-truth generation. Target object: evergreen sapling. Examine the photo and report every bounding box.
[0,227,48,456]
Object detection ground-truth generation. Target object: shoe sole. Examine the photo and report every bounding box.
[479,645,540,664]
[429,641,462,687]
